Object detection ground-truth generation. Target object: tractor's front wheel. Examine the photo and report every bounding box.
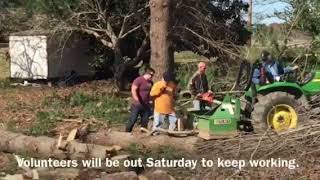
[251,92,305,133]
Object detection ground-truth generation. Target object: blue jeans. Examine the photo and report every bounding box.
[153,111,177,131]
[126,103,151,132]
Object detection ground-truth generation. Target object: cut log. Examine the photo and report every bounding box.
[22,167,80,180]
[138,175,148,180]
[2,174,24,180]
[32,169,39,180]
[35,168,79,180]
[66,128,78,142]
[86,130,198,152]
[56,134,63,149]
[151,128,198,137]
[0,130,120,160]
[146,170,175,180]
[111,154,131,161]
[100,171,138,180]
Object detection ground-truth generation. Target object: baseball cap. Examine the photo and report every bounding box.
[163,72,174,82]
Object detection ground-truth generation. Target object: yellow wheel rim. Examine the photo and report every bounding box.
[267,104,298,132]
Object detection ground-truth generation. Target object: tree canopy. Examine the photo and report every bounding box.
[0,0,250,88]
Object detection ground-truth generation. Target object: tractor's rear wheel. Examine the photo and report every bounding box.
[251,92,305,133]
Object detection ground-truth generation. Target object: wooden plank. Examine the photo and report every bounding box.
[66,128,78,142]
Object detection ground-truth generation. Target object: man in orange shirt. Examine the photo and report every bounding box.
[150,72,177,132]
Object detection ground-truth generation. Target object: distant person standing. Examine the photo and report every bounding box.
[125,67,155,132]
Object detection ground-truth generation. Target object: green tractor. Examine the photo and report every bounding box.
[191,61,320,139]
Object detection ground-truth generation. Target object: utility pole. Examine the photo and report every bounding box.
[248,0,253,27]
[247,0,253,46]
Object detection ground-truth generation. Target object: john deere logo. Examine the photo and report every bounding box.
[214,119,231,125]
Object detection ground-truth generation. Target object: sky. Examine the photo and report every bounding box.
[245,0,291,25]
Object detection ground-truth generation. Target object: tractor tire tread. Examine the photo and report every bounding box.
[251,92,306,133]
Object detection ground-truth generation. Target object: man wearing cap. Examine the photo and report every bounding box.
[150,72,178,132]
[252,51,298,84]
[126,67,155,132]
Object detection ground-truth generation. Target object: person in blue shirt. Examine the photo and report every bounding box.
[252,51,298,85]
[251,62,264,85]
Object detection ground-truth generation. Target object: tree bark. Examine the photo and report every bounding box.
[0,130,119,160]
[114,36,150,90]
[113,41,126,90]
[86,131,198,153]
[149,0,174,81]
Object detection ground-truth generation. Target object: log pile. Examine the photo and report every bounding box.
[0,129,121,160]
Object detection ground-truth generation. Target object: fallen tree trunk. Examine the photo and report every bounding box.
[86,130,198,152]
[0,130,119,160]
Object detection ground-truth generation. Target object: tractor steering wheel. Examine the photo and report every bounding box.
[234,60,253,91]
[299,72,315,85]
[282,67,314,85]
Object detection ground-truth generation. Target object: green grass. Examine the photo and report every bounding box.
[6,101,35,112]
[175,51,203,63]
[42,91,129,126]
[175,63,197,88]
[83,95,129,124]
[42,91,66,109]
[0,53,9,79]
[0,78,11,89]
[67,91,93,107]
[0,53,11,89]
[6,90,130,136]
[6,120,19,133]
[29,110,64,136]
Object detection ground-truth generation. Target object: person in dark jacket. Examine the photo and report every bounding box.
[188,62,212,96]
[188,62,213,110]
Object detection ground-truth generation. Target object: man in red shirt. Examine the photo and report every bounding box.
[125,67,155,132]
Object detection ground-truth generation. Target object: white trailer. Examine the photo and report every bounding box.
[9,35,94,79]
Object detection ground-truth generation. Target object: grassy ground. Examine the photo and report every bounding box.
[175,51,203,63]
[0,81,129,137]
[0,57,8,79]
